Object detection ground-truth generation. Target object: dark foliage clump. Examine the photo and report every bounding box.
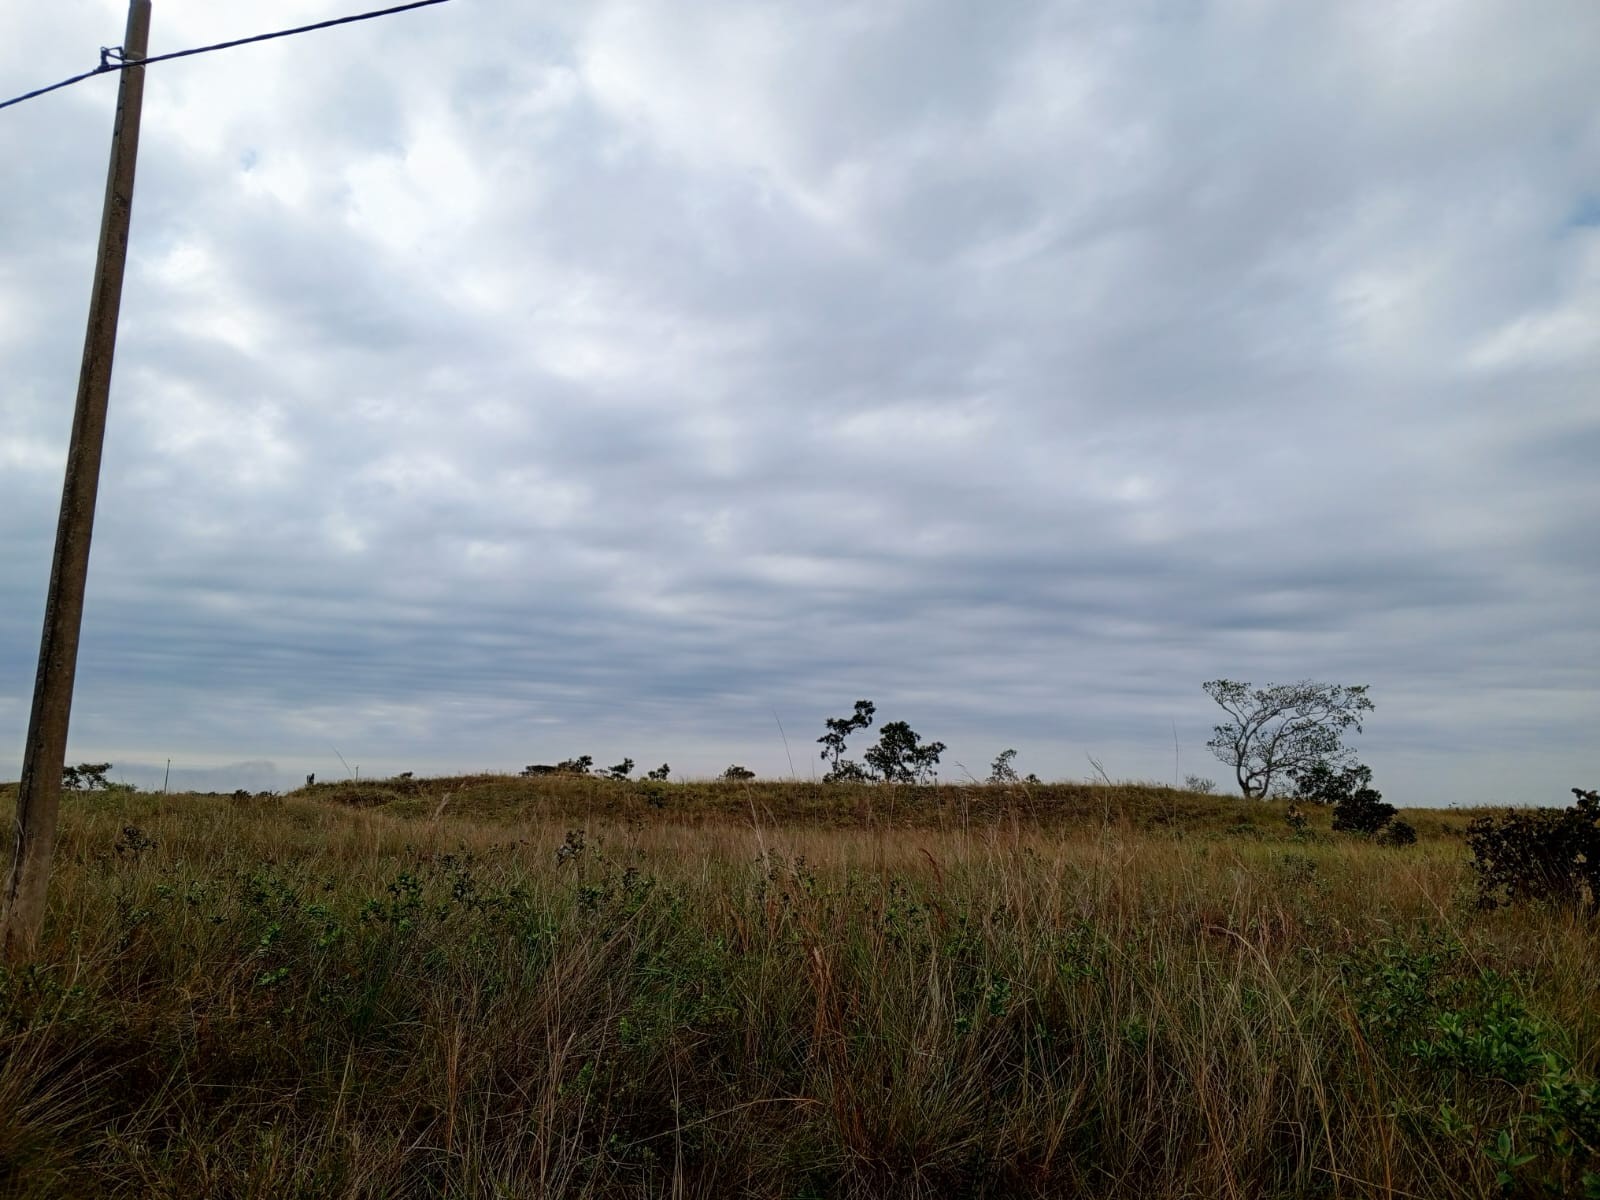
[523,756,599,778]
[863,721,946,784]
[1296,761,1401,837]
[1375,819,1417,847]
[1466,789,1600,911]
[62,762,113,791]
[818,700,875,782]
[817,701,946,784]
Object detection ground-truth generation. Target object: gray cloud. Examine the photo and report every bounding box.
[3,0,1597,801]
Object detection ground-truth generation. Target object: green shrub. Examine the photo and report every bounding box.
[1466,789,1600,911]
[1296,760,1402,838]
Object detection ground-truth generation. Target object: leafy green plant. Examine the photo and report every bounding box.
[1346,940,1600,1194]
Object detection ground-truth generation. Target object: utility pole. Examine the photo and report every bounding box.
[2,0,152,960]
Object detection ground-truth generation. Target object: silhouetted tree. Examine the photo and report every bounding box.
[1203,679,1373,798]
[61,763,112,791]
[818,700,875,782]
[864,721,946,784]
[989,749,1020,784]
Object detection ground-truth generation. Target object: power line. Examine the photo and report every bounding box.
[0,0,452,113]
[0,64,109,112]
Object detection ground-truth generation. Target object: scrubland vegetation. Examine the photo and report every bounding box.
[1,774,1597,1198]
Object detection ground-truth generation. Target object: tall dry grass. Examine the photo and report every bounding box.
[0,780,1593,1197]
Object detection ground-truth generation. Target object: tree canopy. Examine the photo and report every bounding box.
[1203,679,1374,799]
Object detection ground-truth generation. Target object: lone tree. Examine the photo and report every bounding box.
[1203,679,1374,799]
[989,749,1020,785]
[61,762,113,792]
[864,721,946,784]
[818,700,875,782]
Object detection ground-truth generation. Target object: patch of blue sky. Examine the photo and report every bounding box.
[1568,194,1600,228]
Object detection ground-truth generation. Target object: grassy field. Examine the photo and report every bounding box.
[0,775,1595,1198]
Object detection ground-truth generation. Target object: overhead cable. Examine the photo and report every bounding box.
[1,0,453,113]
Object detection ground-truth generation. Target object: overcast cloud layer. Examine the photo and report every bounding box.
[3,1,1597,800]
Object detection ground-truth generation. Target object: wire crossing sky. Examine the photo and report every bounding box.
[0,0,453,111]
[1,1,1597,799]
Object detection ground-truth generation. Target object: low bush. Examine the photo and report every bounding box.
[1296,760,1411,843]
[1466,788,1600,911]
[1376,819,1417,847]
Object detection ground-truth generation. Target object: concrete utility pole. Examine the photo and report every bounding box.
[2,0,152,961]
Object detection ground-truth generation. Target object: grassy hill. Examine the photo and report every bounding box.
[292,770,1487,838]
[0,776,1592,1197]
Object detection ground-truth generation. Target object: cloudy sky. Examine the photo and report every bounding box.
[2,1,1597,800]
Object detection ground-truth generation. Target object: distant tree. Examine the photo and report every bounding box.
[721,764,755,781]
[62,762,113,792]
[818,700,875,782]
[1183,774,1218,795]
[607,758,634,780]
[646,763,671,781]
[864,721,946,784]
[1203,679,1374,799]
[989,749,1020,785]
[554,756,594,775]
